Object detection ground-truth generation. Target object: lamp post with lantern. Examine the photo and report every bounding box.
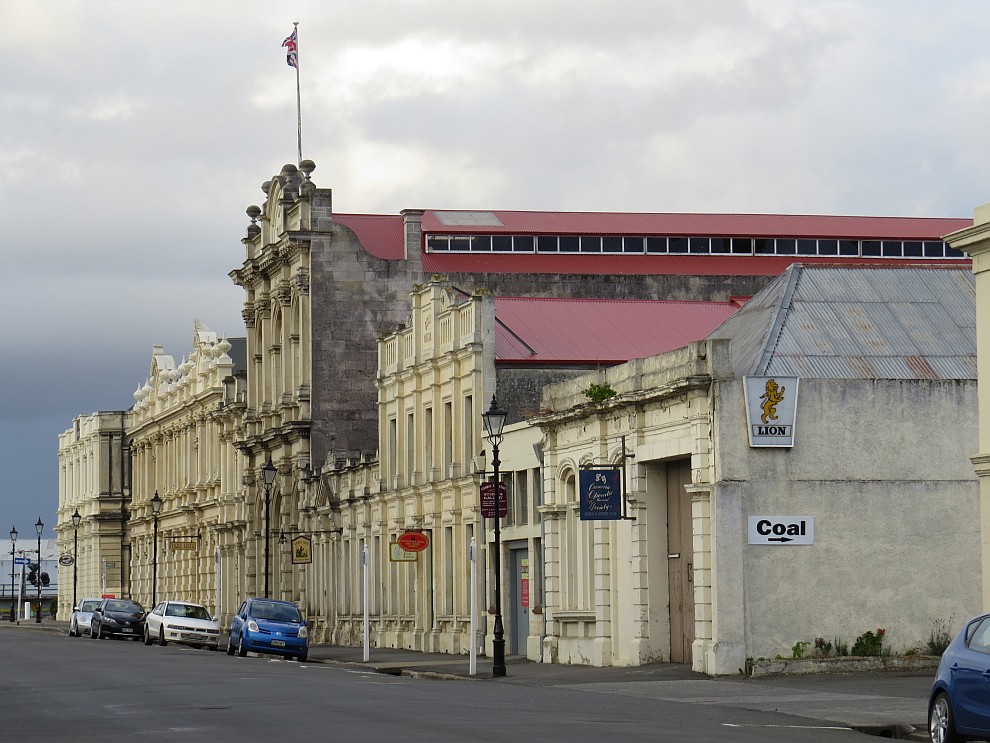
[150,492,162,606]
[262,460,278,598]
[34,518,43,623]
[481,395,508,678]
[8,527,16,622]
[71,509,81,613]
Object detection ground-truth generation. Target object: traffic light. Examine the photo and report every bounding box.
[26,563,38,587]
[40,572,49,587]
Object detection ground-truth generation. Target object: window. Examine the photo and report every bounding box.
[623,236,645,253]
[689,237,709,253]
[513,235,534,252]
[462,395,473,477]
[580,236,602,253]
[969,618,990,654]
[646,237,667,253]
[424,408,434,480]
[602,236,623,253]
[443,402,452,474]
[776,238,795,255]
[422,232,965,260]
[515,470,528,526]
[491,235,512,252]
[406,412,415,486]
[388,418,397,485]
[731,238,753,254]
[561,471,592,611]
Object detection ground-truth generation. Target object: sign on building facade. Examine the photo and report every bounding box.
[743,376,800,447]
[579,469,623,520]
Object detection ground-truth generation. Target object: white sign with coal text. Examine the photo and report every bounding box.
[748,515,815,545]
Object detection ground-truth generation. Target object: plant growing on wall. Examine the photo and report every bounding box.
[582,382,617,404]
[851,628,885,657]
[927,616,954,656]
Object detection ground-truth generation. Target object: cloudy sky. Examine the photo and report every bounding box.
[2,0,989,540]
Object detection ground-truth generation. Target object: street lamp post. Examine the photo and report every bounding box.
[262,460,278,599]
[8,527,16,623]
[71,510,81,613]
[34,518,43,623]
[482,395,508,678]
[150,491,162,606]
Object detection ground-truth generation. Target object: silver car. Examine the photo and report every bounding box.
[68,598,103,637]
[144,600,221,650]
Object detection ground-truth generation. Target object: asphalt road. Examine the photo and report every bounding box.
[0,626,929,742]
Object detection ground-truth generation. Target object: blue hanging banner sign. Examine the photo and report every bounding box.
[579,469,622,520]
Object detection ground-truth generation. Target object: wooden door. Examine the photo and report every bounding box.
[666,459,695,663]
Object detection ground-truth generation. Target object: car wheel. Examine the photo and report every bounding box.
[237,634,248,657]
[90,621,100,639]
[69,621,77,638]
[143,626,153,645]
[296,652,308,663]
[930,692,960,743]
[226,633,235,655]
[158,627,168,647]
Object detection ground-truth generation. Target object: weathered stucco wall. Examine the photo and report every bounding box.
[713,377,981,664]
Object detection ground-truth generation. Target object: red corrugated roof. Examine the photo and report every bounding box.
[333,214,405,259]
[423,210,970,238]
[332,211,971,275]
[494,296,744,364]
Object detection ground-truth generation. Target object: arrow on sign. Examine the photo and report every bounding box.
[767,537,793,543]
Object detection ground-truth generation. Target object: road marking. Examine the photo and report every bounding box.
[723,723,852,730]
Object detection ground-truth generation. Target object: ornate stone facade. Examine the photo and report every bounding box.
[56,411,130,614]
[127,323,243,621]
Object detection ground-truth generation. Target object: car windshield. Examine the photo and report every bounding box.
[166,603,211,620]
[106,601,142,613]
[251,602,302,623]
[80,600,101,611]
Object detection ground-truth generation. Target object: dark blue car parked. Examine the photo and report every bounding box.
[227,597,308,662]
[929,612,990,743]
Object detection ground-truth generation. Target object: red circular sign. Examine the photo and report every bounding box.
[396,531,430,552]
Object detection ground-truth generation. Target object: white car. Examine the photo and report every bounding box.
[143,600,221,650]
[68,598,103,637]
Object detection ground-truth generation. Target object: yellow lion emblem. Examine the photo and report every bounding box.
[760,379,785,424]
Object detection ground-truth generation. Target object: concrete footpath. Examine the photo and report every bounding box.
[6,620,934,741]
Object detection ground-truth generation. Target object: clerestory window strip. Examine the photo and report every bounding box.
[425,234,964,259]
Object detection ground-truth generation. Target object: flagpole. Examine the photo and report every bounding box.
[294,21,302,166]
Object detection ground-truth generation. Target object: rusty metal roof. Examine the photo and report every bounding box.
[706,265,976,379]
[494,296,744,364]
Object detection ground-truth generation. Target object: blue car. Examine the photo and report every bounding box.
[227,598,308,662]
[929,612,990,743]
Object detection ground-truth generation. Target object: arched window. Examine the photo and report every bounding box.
[560,468,594,611]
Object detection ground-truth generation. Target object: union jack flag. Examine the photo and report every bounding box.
[282,28,298,68]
